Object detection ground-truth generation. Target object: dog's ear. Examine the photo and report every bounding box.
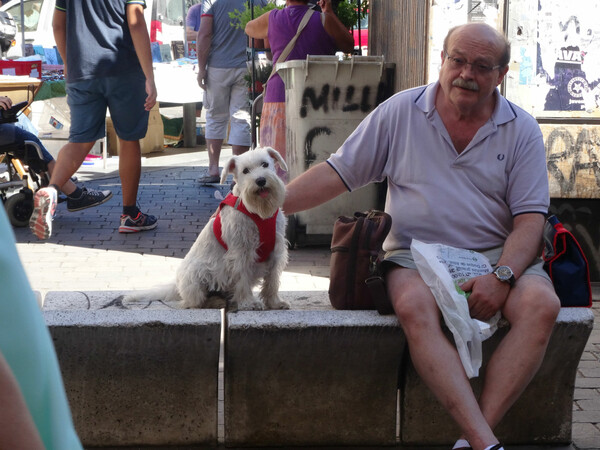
[265,147,288,173]
[221,156,237,184]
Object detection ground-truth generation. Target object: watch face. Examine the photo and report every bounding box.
[495,266,513,280]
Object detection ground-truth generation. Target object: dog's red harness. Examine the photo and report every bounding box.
[213,193,278,263]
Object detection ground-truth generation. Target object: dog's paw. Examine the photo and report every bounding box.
[233,298,265,311]
[265,297,290,310]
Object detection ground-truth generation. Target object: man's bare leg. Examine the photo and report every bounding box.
[49,142,95,188]
[231,144,249,156]
[477,275,559,428]
[118,139,142,208]
[387,267,499,450]
[206,138,223,178]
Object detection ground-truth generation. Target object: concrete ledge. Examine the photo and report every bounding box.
[224,310,406,447]
[42,291,593,448]
[45,308,222,447]
[400,308,595,446]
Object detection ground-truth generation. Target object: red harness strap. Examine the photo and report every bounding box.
[213,193,278,263]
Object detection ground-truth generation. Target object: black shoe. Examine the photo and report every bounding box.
[67,187,113,212]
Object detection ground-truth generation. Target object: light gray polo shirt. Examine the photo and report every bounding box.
[202,0,266,69]
[327,82,549,252]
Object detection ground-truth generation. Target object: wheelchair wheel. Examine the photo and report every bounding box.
[4,192,33,227]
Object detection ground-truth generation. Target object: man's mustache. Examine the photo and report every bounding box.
[452,78,480,91]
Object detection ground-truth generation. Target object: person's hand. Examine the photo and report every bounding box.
[0,96,11,110]
[460,273,510,321]
[197,67,207,90]
[318,0,333,14]
[144,78,157,111]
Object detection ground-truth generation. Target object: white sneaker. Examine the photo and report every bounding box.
[29,187,57,240]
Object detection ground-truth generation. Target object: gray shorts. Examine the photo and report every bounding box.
[384,245,550,281]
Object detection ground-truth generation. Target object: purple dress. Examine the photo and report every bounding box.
[265,5,337,102]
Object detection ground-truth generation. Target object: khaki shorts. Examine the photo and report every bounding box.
[384,245,550,281]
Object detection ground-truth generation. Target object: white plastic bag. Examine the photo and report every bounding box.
[410,239,500,378]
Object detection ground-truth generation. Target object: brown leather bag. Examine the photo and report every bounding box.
[328,210,394,314]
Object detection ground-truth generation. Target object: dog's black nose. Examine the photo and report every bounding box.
[256,177,266,187]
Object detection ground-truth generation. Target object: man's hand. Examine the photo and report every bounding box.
[460,273,510,321]
[197,67,207,90]
[144,78,157,111]
[0,96,12,110]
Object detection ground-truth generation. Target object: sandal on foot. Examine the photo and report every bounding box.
[197,174,220,185]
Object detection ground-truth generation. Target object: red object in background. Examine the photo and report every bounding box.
[352,12,369,50]
[352,28,368,49]
[150,20,163,44]
[254,81,263,94]
[0,60,42,79]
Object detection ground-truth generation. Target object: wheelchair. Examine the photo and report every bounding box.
[0,101,50,227]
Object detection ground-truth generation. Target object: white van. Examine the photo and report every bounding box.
[0,0,189,59]
[0,0,56,59]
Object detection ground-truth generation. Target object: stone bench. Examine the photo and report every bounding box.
[44,292,222,447]
[43,291,593,448]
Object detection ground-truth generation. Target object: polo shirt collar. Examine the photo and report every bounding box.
[416,81,516,126]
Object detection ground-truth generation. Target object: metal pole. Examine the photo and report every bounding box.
[20,0,25,56]
[183,0,188,58]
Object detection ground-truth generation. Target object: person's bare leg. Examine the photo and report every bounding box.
[231,144,249,156]
[46,160,76,195]
[477,276,559,428]
[49,142,95,188]
[31,141,94,239]
[117,139,142,207]
[387,268,499,450]
[206,138,223,177]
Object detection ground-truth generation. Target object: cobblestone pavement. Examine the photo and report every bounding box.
[9,146,600,450]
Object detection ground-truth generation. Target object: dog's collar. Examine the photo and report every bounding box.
[213,193,278,263]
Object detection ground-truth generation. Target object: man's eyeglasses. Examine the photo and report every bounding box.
[444,53,502,75]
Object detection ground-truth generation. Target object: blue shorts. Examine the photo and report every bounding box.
[66,72,149,143]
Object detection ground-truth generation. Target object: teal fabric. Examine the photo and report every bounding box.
[0,208,82,449]
[34,80,66,101]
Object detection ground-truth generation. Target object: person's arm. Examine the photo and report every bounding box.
[0,351,45,449]
[461,212,546,320]
[186,26,198,42]
[196,15,213,90]
[282,161,348,215]
[52,7,67,76]
[126,3,157,111]
[319,0,354,53]
[245,10,271,40]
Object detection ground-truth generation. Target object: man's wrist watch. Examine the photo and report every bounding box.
[493,265,515,286]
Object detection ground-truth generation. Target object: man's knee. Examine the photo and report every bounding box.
[507,276,560,329]
[387,269,439,328]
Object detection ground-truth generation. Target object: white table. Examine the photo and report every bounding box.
[154,63,203,148]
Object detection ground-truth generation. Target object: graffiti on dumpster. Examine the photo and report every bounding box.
[299,82,389,118]
[542,125,600,198]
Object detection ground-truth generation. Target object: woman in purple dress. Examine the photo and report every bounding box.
[245,0,353,180]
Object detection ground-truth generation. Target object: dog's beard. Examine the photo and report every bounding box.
[242,177,285,219]
[245,187,284,219]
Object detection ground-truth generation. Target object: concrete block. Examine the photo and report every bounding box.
[225,310,405,447]
[400,308,594,446]
[44,308,221,447]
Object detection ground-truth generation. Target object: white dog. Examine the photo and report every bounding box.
[124,147,290,311]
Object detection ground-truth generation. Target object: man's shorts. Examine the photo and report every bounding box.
[203,66,251,146]
[383,245,550,281]
[66,71,149,143]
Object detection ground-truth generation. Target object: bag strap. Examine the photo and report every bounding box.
[265,9,314,86]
